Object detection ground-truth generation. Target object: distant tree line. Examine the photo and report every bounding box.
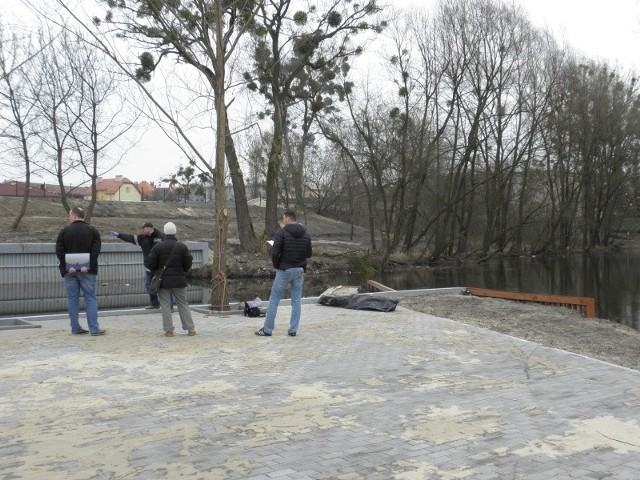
[2,0,639,281]
[308,0,640,263]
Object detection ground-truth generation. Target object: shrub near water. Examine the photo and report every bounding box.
[347,255,375,278]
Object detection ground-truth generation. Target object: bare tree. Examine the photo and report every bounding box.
[24,22,138,220]
[29,25,86,214]
[244,0,385,236]
[42,0,262,308]
[376,8,458,261]
[69,36,138,221]
[543,59,640,251]
[0,23,43,229]
[318,89,381,252]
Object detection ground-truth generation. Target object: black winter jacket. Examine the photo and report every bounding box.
[55,220,102,277]
[271,222,312,270]
[116,229,165,268]
[144,235,193,289]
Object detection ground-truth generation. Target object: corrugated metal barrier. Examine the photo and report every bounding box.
[0,242,210,315]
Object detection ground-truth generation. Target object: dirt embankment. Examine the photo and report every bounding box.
[2,196,640,371]
[0,196,371,277]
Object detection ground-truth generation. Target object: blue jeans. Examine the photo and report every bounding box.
[64,273,100,334]
[263,267,304,334]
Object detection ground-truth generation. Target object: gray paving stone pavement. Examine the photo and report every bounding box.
[1,303,640,479]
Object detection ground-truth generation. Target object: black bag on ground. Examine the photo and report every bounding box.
[244,301,264,317]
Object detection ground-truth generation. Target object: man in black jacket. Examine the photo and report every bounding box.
[256,210,312,337]
[55,206,105,336]
[110,221,164,309]
[145,222,196,337]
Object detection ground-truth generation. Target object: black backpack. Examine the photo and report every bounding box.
[244,301,264,317]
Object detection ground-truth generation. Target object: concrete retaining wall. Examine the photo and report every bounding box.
[0,242,210,315]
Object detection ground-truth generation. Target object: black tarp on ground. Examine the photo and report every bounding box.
[318,293,398,312]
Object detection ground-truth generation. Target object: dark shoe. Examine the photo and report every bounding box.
[165,331,174,337]
[287,331,297,337]
[255,328,272,336]
[145,304,160,310]
[90,329,106,336]
[72,329,89,335]
[187,329,196,336]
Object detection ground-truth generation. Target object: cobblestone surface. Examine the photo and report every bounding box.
[1,303,640,479]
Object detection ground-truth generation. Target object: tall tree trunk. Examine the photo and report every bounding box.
[13,180,30,230]
[11,116,31,229]
[57,173,72,215]
[224,113,258,253]
[265,93,285,237]
[286,131,306,219]
[209,0,229,309]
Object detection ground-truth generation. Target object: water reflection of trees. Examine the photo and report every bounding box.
[192,252,640,330]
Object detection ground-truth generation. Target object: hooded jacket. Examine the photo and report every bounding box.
[271,222,312,271]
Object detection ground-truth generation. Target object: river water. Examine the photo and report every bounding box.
[225,251,640,331]
[6,251,638,331]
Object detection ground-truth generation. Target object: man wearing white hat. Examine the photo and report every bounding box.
[145,222,196,337]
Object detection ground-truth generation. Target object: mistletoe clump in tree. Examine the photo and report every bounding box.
[242,0,385,236]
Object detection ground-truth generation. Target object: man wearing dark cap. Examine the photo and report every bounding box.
[110,221,165,309]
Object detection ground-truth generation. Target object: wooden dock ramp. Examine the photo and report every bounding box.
[365,280,596,318]
[466,287,596,318]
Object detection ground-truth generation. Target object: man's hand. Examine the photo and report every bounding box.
[110,231,119,237]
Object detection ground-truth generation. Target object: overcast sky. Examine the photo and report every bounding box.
[501,0,640,69]
[4,0,640,184]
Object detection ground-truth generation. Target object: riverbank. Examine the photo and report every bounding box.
[399,293,640,372]
[2,196,640,371]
